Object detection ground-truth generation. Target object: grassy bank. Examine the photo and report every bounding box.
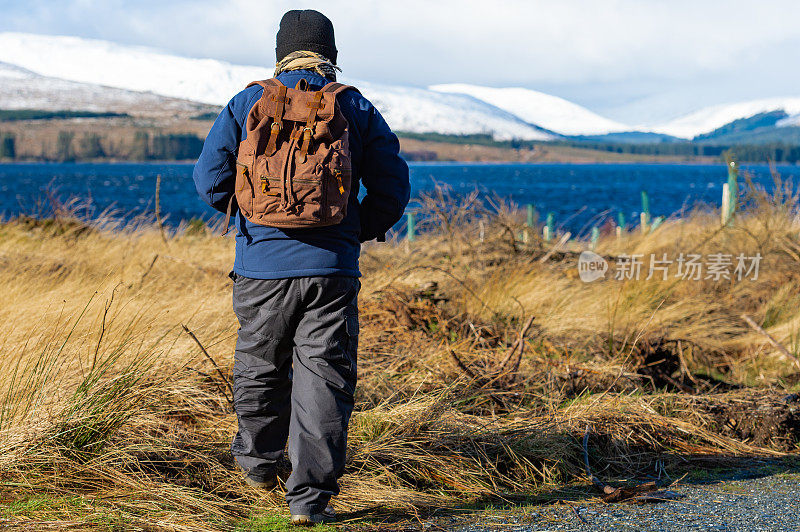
[0,176,799,530]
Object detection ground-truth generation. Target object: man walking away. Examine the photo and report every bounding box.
[193,9,410,526]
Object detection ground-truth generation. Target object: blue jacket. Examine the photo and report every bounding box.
[193,69,410,279]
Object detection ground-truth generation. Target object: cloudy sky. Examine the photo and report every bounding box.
[1,0,799,122]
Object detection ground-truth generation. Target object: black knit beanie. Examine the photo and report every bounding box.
[276,9,337,64]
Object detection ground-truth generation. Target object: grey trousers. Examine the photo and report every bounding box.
[230,274,359,514]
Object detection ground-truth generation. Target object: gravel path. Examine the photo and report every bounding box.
[457,471,800,532]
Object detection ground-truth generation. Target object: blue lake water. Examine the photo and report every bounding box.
[0,162,796,237]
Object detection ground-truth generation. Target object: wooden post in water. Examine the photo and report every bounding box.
[590,226,600,250]
[407,212,416,242]
[616,212,625,240]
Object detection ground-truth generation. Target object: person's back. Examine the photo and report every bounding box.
[192,9,410,525]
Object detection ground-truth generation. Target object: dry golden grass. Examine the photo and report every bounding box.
[1,176,799,530]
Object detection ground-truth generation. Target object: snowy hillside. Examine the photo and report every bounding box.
[651,97,800,139]
[777,113,800,128]
[0,32,554,141]
[0,62,32,80]
[355,81,554,141]
[6,32,798,143]
[0,61,208,116]
[430,83,632,136]
[0,33,265,106]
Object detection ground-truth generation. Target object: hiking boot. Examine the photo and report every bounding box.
[291,505,336,526]
[243,474,278,491]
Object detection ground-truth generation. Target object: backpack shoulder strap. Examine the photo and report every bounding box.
[246,78,282,90]
[244,78,287,156]
[320,82,360,96]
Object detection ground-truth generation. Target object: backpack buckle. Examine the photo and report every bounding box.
[261,176,281,196]
[333,169,345,194]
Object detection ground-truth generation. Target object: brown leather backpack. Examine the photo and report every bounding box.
[224,78,358,232]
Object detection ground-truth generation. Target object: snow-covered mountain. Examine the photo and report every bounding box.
[355,81,553,141]
[4,32,799,143]
[0,61,208,117]
[0,62,30,81]
[430,84,633,136]
[0,32,554,141]
[0,33,265,107]
[651,97,800,139]
[778,113,800,127]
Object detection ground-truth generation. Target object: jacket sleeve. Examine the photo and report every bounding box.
[358,103,411,242]
[192,97,243,213]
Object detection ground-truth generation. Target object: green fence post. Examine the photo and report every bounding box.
[640,191,651,233]
[649,216,665,233]
[544,212,554,242]
[526,204,535,228]
[724,158,738,226]
[641,191,650,224]
[407,212,416,242]
[590,226,600,250]
[721,183,730,225]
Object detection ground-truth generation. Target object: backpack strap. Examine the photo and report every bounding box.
[267,85,288,156]
[222,194,236,236]
[296,83,359,162]
[247,79,287,156]
[320,82,360,96]
[246,78,282,90]
[298,90,324,162]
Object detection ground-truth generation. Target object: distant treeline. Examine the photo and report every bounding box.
[397,131,800,164]
[0,110,128,122]
[552,141,800,164]
[399,149,438,161]
[3,127,799,164]
[191,111,221,121]
[0,131,204,161]
[398,132,504,146]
